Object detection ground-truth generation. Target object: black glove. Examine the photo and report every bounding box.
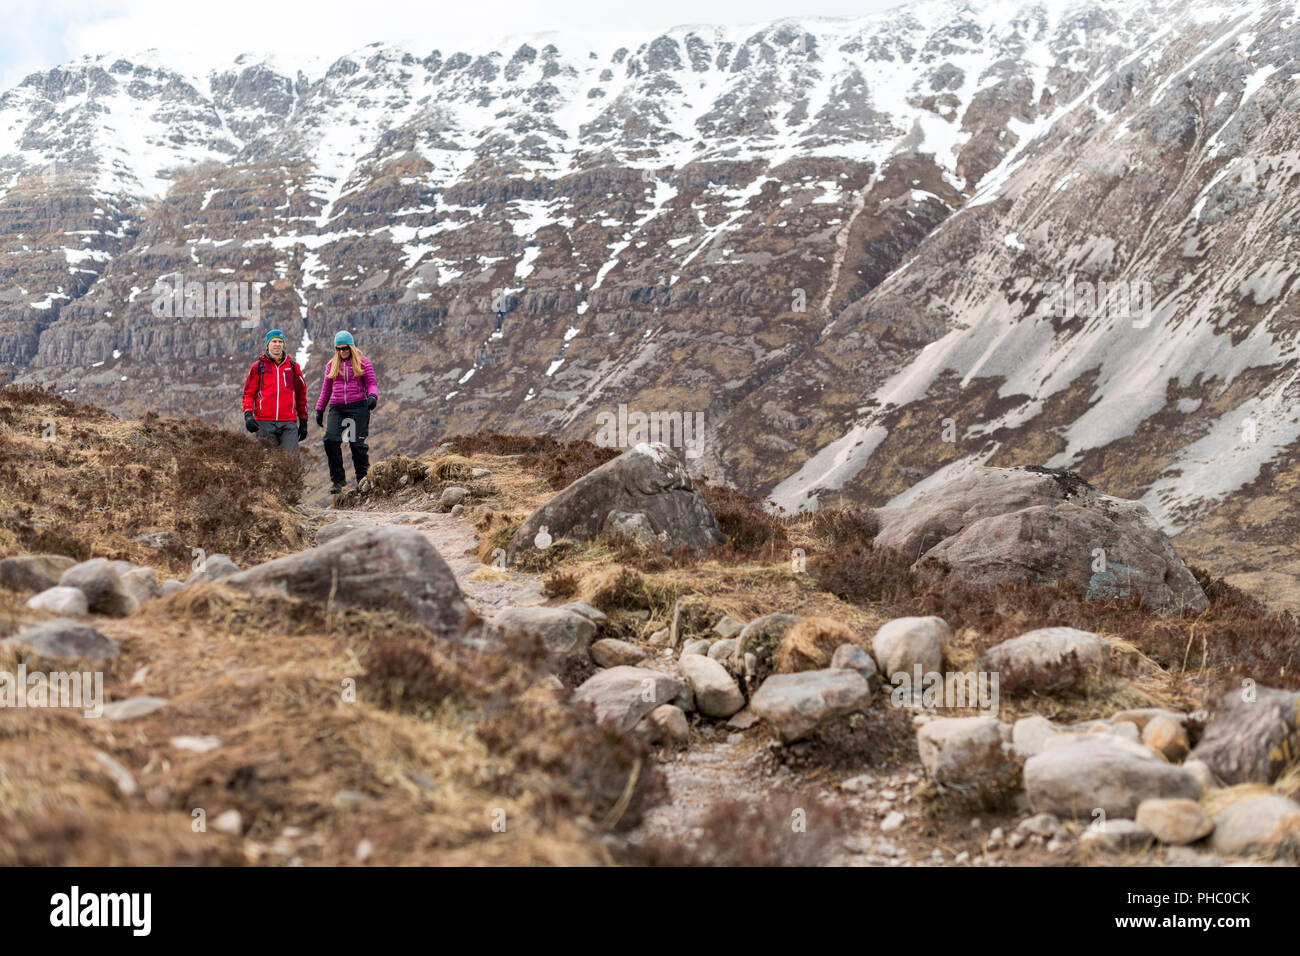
[297,420,308,442]
[366,395,377,411]
[244,412,258,433]
[315,409,324,428]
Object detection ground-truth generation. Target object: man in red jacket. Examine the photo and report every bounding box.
[242,329,308,451]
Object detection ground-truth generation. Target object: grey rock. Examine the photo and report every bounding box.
[636,704,690,745]
[487,606,597,668]
[316,521,364,547]
[978,627,1109,693]
[918,717,1021,796]
[830,643,879,687]
[872,616,946,682]
[708,637,737,666]
[440,485,470,510]
[750,668,873,743]
[0,554,76,593]
[161,579,186,596]
[1,618,120,661]
[1024,736,1202,819]
[573,666,686,733]
[559,601,608,626]
[120,566,162,605]
[1080,818,1156,853]
[58,558,138,616]
[186,553,240,583]
[1209,794,1300,858]
[226,527,469,639]
[1012,715,1059,758]
[713,616,745,639]
[590,638,647,668]
[507,443,725,562]
[1135,798,1214,845]
[874,466,1208,612]
[681,638,712,658]
[1188,685,1300,785]
[26,586,89,616]
[101,696,168,721]
[678,653,744,717]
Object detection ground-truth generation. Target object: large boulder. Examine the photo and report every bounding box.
[225,527,469,639]
[749,669,873,743]
[917,717,1021,797]
[978,627,1109,693]
[58,559,138,617]
[1024,736,1202,819]
[485,606,597,669]
[186,554,240,584]
[1,619,120,661]
[506,443,725,562]
[573,666,686,733]
[875,466,1207,612]
[0,554,76,593]
[1188,686,1300,785]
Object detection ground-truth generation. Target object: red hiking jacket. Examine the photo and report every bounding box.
[243,354,308,422]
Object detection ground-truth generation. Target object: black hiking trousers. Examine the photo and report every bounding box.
[323,402,370,487]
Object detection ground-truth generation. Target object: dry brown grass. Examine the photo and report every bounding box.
[0,384,305,574]
[0,575,662,865]
[775,616,862,672]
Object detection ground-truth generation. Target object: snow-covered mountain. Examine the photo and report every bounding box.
[3,0,1300,602]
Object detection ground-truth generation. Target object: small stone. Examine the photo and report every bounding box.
[678,654,744,717]
[171,735,222,752]
[1141,715,1190,762]
[100,696,168,721]
[637,704,690,745]
[1080,818,1155,853]
[356,839,374,861]
[713,616,744,639]
[841,774,874,793]
[590,638,647,668]
[648,627,671,646]
[881,811,905,832]
[440,485,470,510]
[1135,798,1213,845]
[214,810,243,835]
[681,638,712,657]
[94,752,137,796]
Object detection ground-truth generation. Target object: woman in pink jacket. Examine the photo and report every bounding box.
[314,330,378,494]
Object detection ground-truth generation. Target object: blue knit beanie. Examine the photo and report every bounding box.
[265,329,285,345]
[334,330,355,347]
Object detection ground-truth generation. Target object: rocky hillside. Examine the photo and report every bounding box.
[3,0,1300,604]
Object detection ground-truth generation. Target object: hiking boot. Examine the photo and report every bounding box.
[330,483,344,495]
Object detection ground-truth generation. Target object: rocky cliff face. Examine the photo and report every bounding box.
[3,0,1299,602]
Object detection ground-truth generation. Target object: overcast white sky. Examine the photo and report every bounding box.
[0,0,914,91]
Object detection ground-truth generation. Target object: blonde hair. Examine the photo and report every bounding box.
[327,344,366,379]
